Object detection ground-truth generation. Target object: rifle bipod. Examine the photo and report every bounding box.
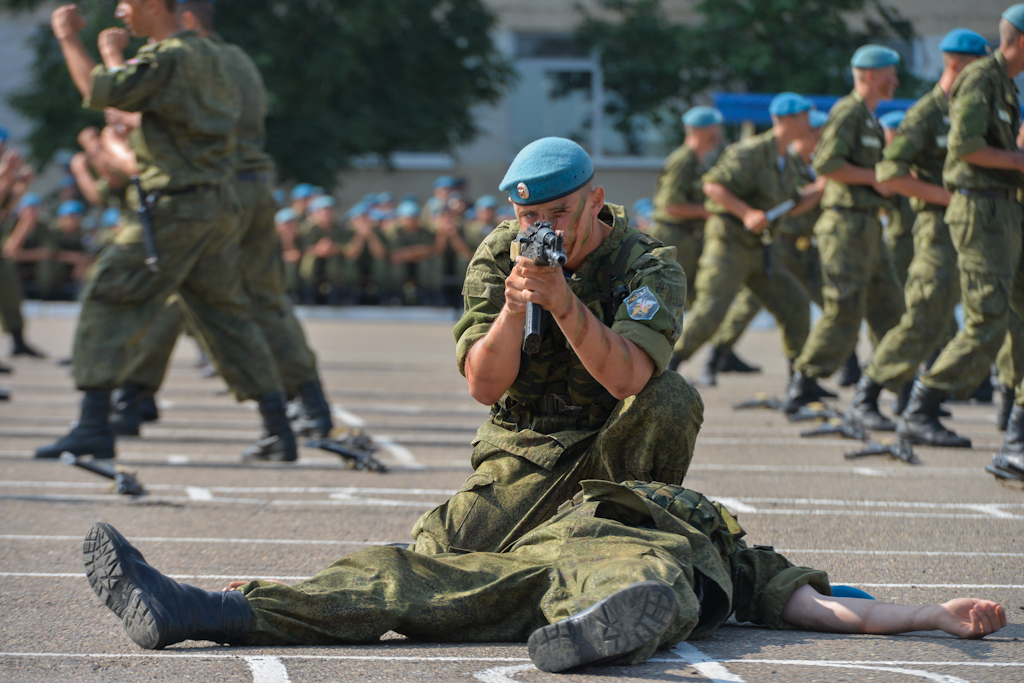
[59,452,145,496]
[307,428,388,473]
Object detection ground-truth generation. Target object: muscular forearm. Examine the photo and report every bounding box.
[703,183,753,222]
[662,202,710,221]
[56,35,96,100]
[464,307,525,405]
[882,175,952,206]
[961,146,1024,172]
[791,186,824,217]
[552,294,654,400]
[70,154,102,205]
[825,163,878,187]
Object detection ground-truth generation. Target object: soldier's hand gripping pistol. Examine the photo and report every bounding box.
[511,221,568,354]
[130,175,160,273]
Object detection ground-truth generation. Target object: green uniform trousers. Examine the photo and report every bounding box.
[885,211,916,289]
[0,256,24,334]
[864,208,959,392]
[996,313,1024,388]
[793,208,905,379]
[648,223,700,307]
[709,236,821,351]
[922,194,1024,403]
[241,511,826,663]
[73,185,281,401]
[120,179,319,395]
[674,219,810,361]
[410,371,704,555]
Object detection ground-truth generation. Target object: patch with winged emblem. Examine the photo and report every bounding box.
[624,286,659,321]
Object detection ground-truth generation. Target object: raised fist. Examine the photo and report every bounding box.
[51,5,87,40]
[98,28,130,56]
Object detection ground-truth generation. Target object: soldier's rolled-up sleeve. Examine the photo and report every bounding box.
[453,227,514,376]
[612,248,687,376]
[813,109,857,176]
[947,76,991,159]
[702,145,756,200]
[876,127,920,182]
[85,52,171,112]
[731,545,832,630]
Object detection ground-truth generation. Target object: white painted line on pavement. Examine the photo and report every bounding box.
[244,656,291,683]
[688,463,987,478]
[709,497,757,514]
[473,663,535,683]
[0,652,533,663]
[852,467,886,477]
[702,660,967,682]
[671,643,746,682]
[848,583,1024,589]
[167,455,190,464]
[374,436,425,470]
[0,481,458,495]
[695,660,1024,669]
[777,549,1024,558]
[186,487,214,502]
[331,404,366,428]
[0,534,401,546]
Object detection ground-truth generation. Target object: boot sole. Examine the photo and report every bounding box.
[83,523,138,620]
[122,588,167,650]
[895,430,971,449]
[527,581,678,673]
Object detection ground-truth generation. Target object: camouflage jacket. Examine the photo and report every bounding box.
[653,143,708,232]
[943,50,1024,192]
[877,83,949,212]
[85,31,240,192]
[455,204,686,463]
[814,90,891,211]
[212,35,274,175]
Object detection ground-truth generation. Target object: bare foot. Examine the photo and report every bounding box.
[934,599,1007,639]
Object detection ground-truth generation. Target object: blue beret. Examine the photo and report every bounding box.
[940,28,990,56]
[101,207,121,227]
[17,193,41,211]
[309,195,335,212]
[769,92,813,118]
[375,191,394,204]
[0,125,7,142]
[396,200,420,217]
[401,193,418,204]
[57,200,85,217]
[275,208,298,224]
[499,137,594,206]
[346,201,371,218]
[291,183,314,200]
[831,585,875,600]
[809,110,830,129]
[433,175,456,189]
[1004,4,1024,32]
[851,44,901,69]
[475,195,499,209]
[879,110,905,131]
[682,106,724,128]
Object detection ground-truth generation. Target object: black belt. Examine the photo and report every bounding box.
[157,183,221,196]
[958,188,1017,202]
[236,171,270,183]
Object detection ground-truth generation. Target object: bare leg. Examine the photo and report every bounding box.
[781,584,1006,639]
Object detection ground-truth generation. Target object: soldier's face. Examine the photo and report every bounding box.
[115,0,149,38]
[513,185,605,254]
[873,67,899,99]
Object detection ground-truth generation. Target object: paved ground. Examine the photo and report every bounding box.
[0,308,1022,683]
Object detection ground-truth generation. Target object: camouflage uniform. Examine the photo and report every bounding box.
[884,195,917,288]
[411,205,704,555]
[920,51,1024,403]
[674,131,811,362]
[298,215,347,302]
[864,84,962,393]
[31,222,88,299]
[73,31,281,401]
[792,91,906,379]
[242,480,830,662]
[388,223,441,305]
[335,222,391,304]
[651,143,708,308]
[120,36,320,395]
[0,196,26,335]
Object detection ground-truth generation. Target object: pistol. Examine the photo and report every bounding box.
[511,221,567,354]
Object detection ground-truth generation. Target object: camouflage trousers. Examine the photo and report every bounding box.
[120,179,319,394]
[793,208,905,379]
[996,313,1024,389]
[0,256,23,334]
[72,184,282,401]
[674,218,810,361]
[241,507,826,663]
[410,371,704,554]
[884,212,915,289]
[709,235,821,351]
[648,222,701,307]
[922,194,1024,403]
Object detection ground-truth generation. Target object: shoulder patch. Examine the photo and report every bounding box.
[638,234,662,247]
[624,286,660,321]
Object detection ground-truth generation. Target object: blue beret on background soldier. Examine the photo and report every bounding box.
[897,6,1024,475]
[410,136,704,555]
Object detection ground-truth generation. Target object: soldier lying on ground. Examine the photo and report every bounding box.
[83,480,1006,674]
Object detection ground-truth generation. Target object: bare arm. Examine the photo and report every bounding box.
[464,305,527,405]
[881,175,952,207]
[825,163,893,197]
[69,153,102,205]
[2,208,38,258]
[781,584,1007,638]
[961,146,1024,172]
[51,5,95,99]
[791,177,827,218]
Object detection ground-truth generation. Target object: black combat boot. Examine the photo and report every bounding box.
[83,523,252,650]
[35,390,116,459]
[847,375,896,431]
[719,349,761,373]
[893,380,913,416]
[699,347,723,387]
[10,329,44,358]
[666,353,683,373]
[896,380,971,448]
[967,374,995,403]
[242,391,298,462]
[110,384,144,436]
[0,388,8,401]
[999,405,1024,456]
[782,371,819,414]
[998,386,1014,431]
[0,361,11,374]
[290,379,334,438]
[140,394,160,423]
[836,350,861,387]
[527,581,678,673]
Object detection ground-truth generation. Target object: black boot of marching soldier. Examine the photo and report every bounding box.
[242,391,298,462]
[35,390,116,459]
[836,350,861,387]
[896,380,971,448]
[291,379,334,438]
[847,375,896,431]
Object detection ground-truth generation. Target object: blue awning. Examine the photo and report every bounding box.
[712,92,916,125]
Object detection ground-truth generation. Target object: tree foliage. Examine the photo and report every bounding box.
[2,0,516,185]
[573,0,921,150]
